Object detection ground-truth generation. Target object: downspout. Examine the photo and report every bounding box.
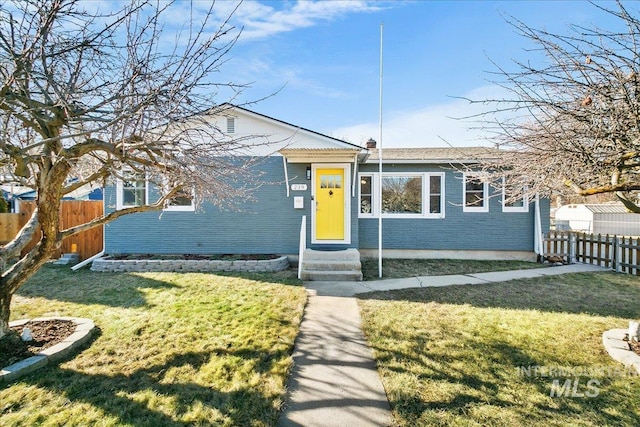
[282,156,290,198]
[352,154,358,197]
[71,249,104,271]
[534,193,543,261]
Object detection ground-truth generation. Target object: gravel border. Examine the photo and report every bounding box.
[602,328,640,375]
[0,317,96,384]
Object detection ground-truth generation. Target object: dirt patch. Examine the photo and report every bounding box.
[0,320,76,368]
[109,253,279,261]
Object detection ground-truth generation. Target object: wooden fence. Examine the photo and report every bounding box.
[544,231,640,275]
[0,200,103,261]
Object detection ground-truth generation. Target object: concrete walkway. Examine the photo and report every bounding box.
[277,263,606,426]
[277,294,393,427]
[304,263,607,297]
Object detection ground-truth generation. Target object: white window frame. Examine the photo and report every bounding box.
[116,170,148,210]
[502,178,529,213]
[463,173,489,213]
[426,173,445,217]
[358,172,445,219]
[226,116,236,134]
[163,187,195,212]
[358,173,375,217]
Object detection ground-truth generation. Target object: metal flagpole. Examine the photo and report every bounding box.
[378,22,384,278]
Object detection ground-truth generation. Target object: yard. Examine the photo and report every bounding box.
[358,271,640,426]
[360,258,541,281]
[3,262,640,426]
[0,265,306,427]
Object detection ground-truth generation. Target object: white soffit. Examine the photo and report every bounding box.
[279,148,362,163]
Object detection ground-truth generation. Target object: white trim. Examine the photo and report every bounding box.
[358,173,375,218]
[502,177,529,213]
[352,154,358,198]
[283,156,290,198]
[463,173,489,213]
[163,200,195,212]
[311,163,351,245]
[357,172,445,219]
[161,178,196,212]
[226,116,236,134]
[534,193,544,256]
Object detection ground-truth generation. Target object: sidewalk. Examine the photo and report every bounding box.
[277,295,393,427]
[277,263,606,426]
[303,263,607,297]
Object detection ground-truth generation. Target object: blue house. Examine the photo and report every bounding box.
[103,105,549,278]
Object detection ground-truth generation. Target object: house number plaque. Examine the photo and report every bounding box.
[291,184,307,191]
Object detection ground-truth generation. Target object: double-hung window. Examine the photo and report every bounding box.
[116,170,147,210]
[502,178,528,212]
[358,172,445,218]
[359,175,374,215]
[463,173,489,212]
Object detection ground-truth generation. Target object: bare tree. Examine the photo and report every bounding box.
[0,0,265,339]
[466,1,640,210]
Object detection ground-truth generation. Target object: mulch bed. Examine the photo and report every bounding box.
[629,339,640,357]
[0,320,76,368]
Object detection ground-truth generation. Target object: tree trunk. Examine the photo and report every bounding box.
[0,290,11,340]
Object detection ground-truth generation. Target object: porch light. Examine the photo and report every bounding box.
[306,167,311,180]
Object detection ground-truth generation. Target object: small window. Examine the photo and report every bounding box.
[226,117,235,133]
[463,174,489,212]
[164,188,195,211]
[359,175,373,215]
[502,178,528,212]
[117,170,147,209]
[429,175,442,214]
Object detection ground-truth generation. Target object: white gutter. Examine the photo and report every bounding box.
[534,193,543,259]
[352,153,358,197]
[71,250,104,271]
[282,156,290,197]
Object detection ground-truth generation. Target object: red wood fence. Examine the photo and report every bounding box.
[0,200,103,261]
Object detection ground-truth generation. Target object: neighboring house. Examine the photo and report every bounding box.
[103,104,550,261]
[555,203,640,236]
[4,179,103,203]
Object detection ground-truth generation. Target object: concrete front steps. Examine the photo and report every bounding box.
[299,248,363,281]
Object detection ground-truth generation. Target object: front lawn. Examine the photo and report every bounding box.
[1,265,306,427]
[358,271,640,426]
[360,258,541,281]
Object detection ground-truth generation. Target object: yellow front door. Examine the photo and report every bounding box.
[315,168,345,240]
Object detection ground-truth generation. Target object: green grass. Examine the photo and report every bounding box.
[1,265,306,427]
[358,271,640,426]
[361,258,542,281]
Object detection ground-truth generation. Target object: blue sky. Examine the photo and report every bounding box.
[157,1,632,147]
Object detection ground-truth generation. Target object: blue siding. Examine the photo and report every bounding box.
[104,159,550,255]
[105,157,357,255]
[357,164,550,251]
